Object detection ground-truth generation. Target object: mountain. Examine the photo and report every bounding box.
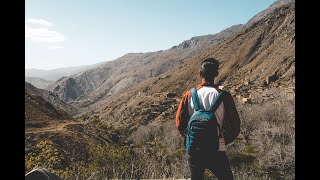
[25,84,71,129]
[25,77,54,89]
[25,82,78,116]
[25,0,295,179]
[25,62,104,81]
[25,82,117,177]
[50,24,243,104]
[246,0,293,28]
[25,86,126,179]
[50,0,294,120]
[76,0,295,131]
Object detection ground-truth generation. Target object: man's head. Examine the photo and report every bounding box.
[199,58,219,82]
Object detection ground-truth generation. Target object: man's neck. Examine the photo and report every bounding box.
[201,79,215,86]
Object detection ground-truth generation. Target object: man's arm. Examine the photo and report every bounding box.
[175,91,190,138]
[222,92,241,145]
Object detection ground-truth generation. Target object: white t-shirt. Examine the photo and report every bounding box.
[187,86,226,151]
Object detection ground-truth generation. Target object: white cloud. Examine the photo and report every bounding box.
[25,18,53,26]
[48,46,64,50]
[25,26,65,43]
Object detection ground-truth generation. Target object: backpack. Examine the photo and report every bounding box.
[185,87,225,154]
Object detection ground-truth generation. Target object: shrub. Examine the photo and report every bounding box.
[25,140,67,177]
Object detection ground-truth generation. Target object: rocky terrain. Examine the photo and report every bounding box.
[49,24,243,104]
[27,0,295,145]
[25,84,70,129]
[25,82,121,178]
[25,82,78,116]
[26,0,295,132]
[74,0,295,132]
[25,0,295,179]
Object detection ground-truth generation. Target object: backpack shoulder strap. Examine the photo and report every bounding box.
[208,90,226,113]
[190,88,200,111]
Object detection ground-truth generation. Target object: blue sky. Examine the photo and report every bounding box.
[26,0,275,70]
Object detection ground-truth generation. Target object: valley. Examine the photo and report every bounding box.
[25,0,295,179]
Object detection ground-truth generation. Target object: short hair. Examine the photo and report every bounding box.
[200,58,219,81]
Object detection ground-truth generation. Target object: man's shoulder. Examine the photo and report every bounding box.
[182,89,191,98]
[221,90,235,105]
[221,89,231,96]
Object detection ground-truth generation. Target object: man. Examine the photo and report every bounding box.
[175,57,240,180]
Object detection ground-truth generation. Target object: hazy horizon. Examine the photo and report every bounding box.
[26,0,275,70]
[25,63,96,71]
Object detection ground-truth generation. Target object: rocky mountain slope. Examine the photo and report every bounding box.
[49,24,243,105]
[77,0,295,132]
[25,84,124,178]
[245,0,293,28]
[25,1,295,179]
[25,0,294,162]
[25,82,78,116]
[25,89,120,179]
[25,88,71,129]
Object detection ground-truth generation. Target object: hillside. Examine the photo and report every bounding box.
[25,82,78,116]
[25,0,295,179]
[78,0,295,131]
[50,0,294,115]
[49,24,243,104]
[25,81,129,179]
[25,89,70,129]
[25,89,123,179]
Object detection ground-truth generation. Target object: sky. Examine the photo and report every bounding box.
[25,0,276,70]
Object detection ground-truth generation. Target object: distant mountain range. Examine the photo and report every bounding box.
[49,24,244,103]
[47,0,294,123]
[25,77,54,89]
[25,0,295,140]
[25,62,104,81]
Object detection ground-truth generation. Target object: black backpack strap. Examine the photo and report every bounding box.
[208,90,226,113]
[190,88,200,111]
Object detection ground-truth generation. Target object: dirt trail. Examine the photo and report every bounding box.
[26,121,83,134]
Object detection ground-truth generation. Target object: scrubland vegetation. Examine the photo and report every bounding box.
[25,98,294,180]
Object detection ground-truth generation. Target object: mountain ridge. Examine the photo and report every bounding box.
[26,62,104,81]
[77,0,295,131]
[25,76,54,89]
[25,1,295,179]
[25,82,78,116]
[49,23,244,105]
